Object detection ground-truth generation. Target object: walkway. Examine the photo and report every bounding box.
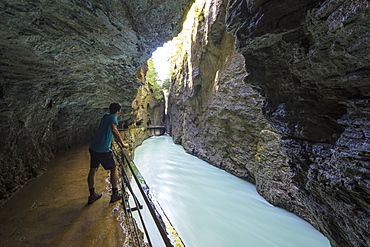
[0,145,126,247]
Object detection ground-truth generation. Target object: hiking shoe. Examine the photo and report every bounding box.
[88,192,102,204]
[110,192,122,203]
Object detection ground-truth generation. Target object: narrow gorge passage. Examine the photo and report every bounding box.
[1,0,369,246]
[133,136,331,247]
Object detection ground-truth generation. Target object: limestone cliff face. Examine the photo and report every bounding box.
[168,0,298,213]
[0,0,193,203]
[130,63,165,146]
[168,0,370,246]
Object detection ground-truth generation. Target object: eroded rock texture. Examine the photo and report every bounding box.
[168,0,297,214]
[226,1,370,246]
[169,0,370,246]
[0,0,193,203]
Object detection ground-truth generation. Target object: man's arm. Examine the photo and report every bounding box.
[111,124,129,148]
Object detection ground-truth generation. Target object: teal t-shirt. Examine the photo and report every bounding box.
[89,113,118,153]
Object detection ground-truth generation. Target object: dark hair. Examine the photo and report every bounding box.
[109,102,122,114]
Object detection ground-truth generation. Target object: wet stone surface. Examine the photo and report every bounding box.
[0,146,126,247]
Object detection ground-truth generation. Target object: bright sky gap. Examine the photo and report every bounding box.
[152,42,175,82]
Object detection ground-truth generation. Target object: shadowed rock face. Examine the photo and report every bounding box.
[226,0,369,246]
[168,0,370,247]
[0,0,193,202]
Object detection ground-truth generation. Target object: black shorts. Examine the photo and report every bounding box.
[89,149,116,170]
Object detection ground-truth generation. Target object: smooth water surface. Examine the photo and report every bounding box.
[133,136,330,247]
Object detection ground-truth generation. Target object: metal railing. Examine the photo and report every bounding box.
[111,143,185,247]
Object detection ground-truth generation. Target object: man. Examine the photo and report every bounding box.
[87,102,129,204]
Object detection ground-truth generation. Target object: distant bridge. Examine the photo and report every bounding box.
[118,125,166,136]
[147,125,166,136]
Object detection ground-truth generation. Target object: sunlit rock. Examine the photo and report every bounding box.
[169,0,370,246]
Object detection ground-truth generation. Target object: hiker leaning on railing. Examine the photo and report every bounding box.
[86,102,129,205]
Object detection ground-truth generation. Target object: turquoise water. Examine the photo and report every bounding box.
[132,136,330,247]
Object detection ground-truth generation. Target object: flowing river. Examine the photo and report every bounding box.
[132,136,330,247]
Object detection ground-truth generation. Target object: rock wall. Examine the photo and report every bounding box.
[168,0,298,212]
[129,63,165,146]
[0,0,193,203]
[168,0,370,246]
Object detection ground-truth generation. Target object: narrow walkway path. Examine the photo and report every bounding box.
[0,145,126,247]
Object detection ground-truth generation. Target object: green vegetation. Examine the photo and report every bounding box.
[146,58,164,100]
[161,78,171,91]
[146,58,171,99]
[194,5,205,26]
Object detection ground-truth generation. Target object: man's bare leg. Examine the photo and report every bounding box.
[87,168,98,189]
[110,166,118,190]
[110,166,121,203]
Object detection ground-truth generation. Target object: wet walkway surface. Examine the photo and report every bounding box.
[0,145,126,247]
